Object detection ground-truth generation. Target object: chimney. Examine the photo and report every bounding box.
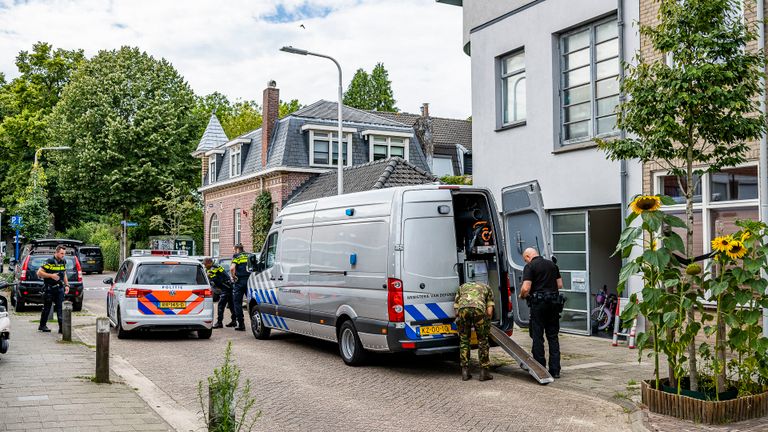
[262,80,279,168]
[420,102,430,118]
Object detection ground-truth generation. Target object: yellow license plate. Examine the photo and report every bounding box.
[159,302,186,309]
[419,324,456,336]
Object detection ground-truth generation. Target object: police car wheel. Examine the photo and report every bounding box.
[198,328,213,339]
[338,321,366,366]
[251,308,271,340]
[116,308,132,339]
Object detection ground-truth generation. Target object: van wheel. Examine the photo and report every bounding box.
[116,308,131,339]
[250,308,271,340]
[338,321,366,366]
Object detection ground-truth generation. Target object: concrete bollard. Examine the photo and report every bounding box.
[95,317,110,383]
[62,301,72,342]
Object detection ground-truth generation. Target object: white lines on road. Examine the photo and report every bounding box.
[561,361,614,371]
[84,287,108,291]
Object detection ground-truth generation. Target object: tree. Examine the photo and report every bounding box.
[343,63,397,112]
[193,95,302,139]
[224,100,261,138]
[598,0,766,391]
[16,166,53,241]
[50,46,200,222]
[149,185,200,243]
[251,192,273,251]
[279,99,302,118]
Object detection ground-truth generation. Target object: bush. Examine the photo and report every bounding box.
[62,221,121,271]
[440,175,472,185]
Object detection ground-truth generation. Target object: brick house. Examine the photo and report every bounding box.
[192,81,440,257]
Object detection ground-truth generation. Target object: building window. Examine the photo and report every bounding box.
[208,158,216,184]
[433,156,454,177]
[368,135,408,161]
[309,131,352,167]
[230,145,241,177]
[560,17,619,145]
[233,208,241,245]
[501,50,526,125]
[209,213,220,258]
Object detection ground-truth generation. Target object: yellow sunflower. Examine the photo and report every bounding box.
[726,240,747,260]
[711,235,733,253]
[741,232,751,242]
[630,195,662,214]
[649,239,658,251]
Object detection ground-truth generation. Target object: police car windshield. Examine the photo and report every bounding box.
[28,256,76,271]
[134,263,207,285]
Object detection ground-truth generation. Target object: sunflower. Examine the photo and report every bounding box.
[741,232,751,242]
[726,240,747,260]
[649,239,658,251]
[630,195,662,214]
[711,235,733,253]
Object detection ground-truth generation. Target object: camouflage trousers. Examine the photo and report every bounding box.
[456,307,490,368]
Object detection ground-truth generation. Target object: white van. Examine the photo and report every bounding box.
[246,183,548,365]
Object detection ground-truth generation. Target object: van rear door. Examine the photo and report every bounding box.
[501,181,551,327]
[400,189,459,341]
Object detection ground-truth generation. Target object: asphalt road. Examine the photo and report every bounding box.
[81,272,632,432]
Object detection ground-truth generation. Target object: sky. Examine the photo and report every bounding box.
[0,0,471,119]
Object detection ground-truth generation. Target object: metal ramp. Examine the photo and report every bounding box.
[489,325,554,385]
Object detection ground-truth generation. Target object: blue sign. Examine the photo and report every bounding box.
[121,221,139,227]
[10,215,22,226]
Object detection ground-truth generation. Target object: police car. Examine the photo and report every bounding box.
[104,250,214,339]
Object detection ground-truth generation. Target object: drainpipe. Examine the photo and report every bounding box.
[758,0,768,337]
[618,0,628,231]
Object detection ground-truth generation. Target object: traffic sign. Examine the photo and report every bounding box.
[121,221,139,227]
[10,215,22,226]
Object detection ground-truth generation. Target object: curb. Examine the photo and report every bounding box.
[630,408,652,432]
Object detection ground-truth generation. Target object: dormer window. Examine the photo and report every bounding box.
[362,131,411,162]
[302,126,355,168]
[230,144,242,177]
[208,158,216,184]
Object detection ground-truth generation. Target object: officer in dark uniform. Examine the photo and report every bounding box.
[36,245,70,333]
[520,247,564,378]
[204,258,236,329]
[230,244,250,331]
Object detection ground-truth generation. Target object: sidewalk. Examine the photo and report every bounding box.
[494,328,768,432]
[0,290,174,432]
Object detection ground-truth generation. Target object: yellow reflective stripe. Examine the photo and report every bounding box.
[232,257,248,264]
[44,264,65,271]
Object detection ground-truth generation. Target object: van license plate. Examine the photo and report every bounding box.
[420,324,455,336]
[88,260,96,264]
[159,302,186,309]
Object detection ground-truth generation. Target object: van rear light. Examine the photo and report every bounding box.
[19,256,30,281]
[75,258,83,282]
[193,289,213,298]
[126,288,151,298]
[505,273,513,312]
[401,342,415,349]
[387,278,404,322]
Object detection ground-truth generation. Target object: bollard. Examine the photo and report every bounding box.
[95,317,110,383]
[62,301,72,341]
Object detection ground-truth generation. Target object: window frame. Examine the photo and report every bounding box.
[367,135,410,162]
[209,213,220,257]
[432,156,455,177]
[233,208,241,245]
[500,49,526,126]
[229,145,242,177]
[559,16,620,147]
[308,130,353,168]
[208,158,216,184]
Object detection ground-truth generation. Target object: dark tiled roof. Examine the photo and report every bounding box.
[195,114,229,153]
[370,110,473,151]
[295,100,407,127]
[287,157,438,204]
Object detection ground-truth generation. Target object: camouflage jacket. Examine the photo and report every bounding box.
[454,282,494,311]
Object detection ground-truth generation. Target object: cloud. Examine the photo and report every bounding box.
[0,0,470,118]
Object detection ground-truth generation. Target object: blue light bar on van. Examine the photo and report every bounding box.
[345,208,355,216]
[350,253,357,266]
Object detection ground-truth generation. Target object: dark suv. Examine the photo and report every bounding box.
[10,239,85,312]
[77,246,104,274]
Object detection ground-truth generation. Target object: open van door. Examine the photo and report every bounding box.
[502,181,551,327]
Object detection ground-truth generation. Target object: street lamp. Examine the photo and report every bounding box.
[0,207,4,269]
[280,46,344,195]
[33,146,71,187]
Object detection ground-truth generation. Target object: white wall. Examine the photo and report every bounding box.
[467,0,642,211]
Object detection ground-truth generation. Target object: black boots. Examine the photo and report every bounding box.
[479,368,493,381]
[461,367,472,381]
[212,322,223,329]
[225,321,237,328]
[235,321,245,331]
[38,326,51,333]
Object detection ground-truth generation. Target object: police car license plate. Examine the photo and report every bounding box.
[159,302,186,309]
[420,324,455,336]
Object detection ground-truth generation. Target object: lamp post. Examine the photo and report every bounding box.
[0,207,4,270]
[33,146,71,187]
[280,46,344,195]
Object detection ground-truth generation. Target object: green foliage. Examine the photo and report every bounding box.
[16,166,53,241]
[279,99,302,119]
[49,46,200,220]
[194,94,303,139]
[440,175,472,185]
[61,219,121,271]
[149,185,201,242]
[343,63,397,112]
[198,341,260,432]
[251,192,273,251]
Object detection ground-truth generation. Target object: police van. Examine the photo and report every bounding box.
[247,183,548,365]
[104,250,215,339]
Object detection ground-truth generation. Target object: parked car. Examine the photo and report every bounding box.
[10,239,85,312]
[0,286,9,355]
[77,245,104,274]
[104,250,214,339]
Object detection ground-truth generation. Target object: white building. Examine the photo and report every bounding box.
[438,0,643,335]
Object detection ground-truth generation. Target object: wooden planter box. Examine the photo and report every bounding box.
[642,380,768,424]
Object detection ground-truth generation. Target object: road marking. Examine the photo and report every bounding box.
[84,287,108,291]
[561,361,614,371]
[74,327,203,432]
[17,395,48,401]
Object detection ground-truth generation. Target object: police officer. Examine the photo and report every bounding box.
[204,258,236,329]
[520,247,564,378]
[229,244,250,331]
[454,281,495,381]
[37,245,70,333]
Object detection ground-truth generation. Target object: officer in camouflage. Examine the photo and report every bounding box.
[454,281,495,381]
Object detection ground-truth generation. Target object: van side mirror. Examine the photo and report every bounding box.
[103,277,114,285]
